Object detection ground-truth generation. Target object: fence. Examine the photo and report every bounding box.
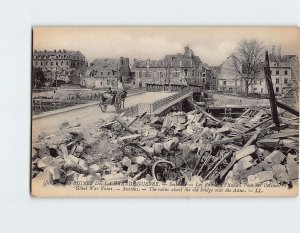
[32,93,102,115]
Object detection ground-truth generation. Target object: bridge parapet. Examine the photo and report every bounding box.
[146,83,203,93]
[120,88,192,116]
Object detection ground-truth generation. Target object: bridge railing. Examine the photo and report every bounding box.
[146,83,203,93]
[121,88,192,116]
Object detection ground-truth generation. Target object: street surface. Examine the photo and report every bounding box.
[32,92,175,140]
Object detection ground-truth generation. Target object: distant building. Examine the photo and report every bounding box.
[217,56,243,93]
[218,46,299,96]
[132,45,204,88]
[82,57,131,89]
[32,49,87,85]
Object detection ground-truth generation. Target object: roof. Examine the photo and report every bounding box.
[33,50,80,59]
[90,58,121,70]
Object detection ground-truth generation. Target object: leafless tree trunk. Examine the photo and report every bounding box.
[231,39,264,94]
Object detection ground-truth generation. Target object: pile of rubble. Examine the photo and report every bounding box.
[32,104,299,188]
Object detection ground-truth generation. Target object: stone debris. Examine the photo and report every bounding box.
[32,107,299,188]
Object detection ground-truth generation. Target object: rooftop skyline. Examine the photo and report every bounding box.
[33,27,299,66]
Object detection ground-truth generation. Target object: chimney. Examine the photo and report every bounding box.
[44,50,46,52]
[278,45,281,58]
[59,49,61,52]
[272,45,275,55]
[54,50,56,53]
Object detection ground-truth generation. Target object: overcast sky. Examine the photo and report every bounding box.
[33,27,299,66]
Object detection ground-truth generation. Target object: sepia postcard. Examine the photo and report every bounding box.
[31,27,299,197]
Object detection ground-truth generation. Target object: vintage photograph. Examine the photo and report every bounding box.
[31,27,299,197]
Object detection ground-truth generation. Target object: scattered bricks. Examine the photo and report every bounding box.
[65,171,76,183]
[153,143,164,154]
[75,145,84,153]
[78,159,87,168]
[177,115,186,124]
[143,146,154,156]
[128,164,139,174]
[67,155,80,164]
[235,145,257,161]
[256,138,280,148]
[215,126,230,134]
[117,134,141,142]
[52,156,65,168]
[46,166,61,181]
[235,155,256,171]
[286,154,299,180]
[89,164,101,174]
[239,165,264,180]
[145,174,153,182]
[135,156,146,165]
[121,156,132,168]
[264,150,286,165]
[272,164,290,183]
[248,171,274,184]
[37,156,54,169]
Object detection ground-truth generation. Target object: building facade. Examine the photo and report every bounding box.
[32,49,87,85]
[132,45,204,88]
[218,47,299,96]
[81,57,131,89]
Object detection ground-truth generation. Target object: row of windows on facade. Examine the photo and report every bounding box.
[35,61,69,66]
[222,78,288,86]
[90,70,116,76]
[33,55,84,60]
[98,80,116,86]
[272,70,289,75]
[136,70,206,78]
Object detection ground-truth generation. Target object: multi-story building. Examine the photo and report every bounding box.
[217,56,243,93]
[32,49,87,85]
[81,57,131,89]
[132,45,204,88]
[218,46,299,96]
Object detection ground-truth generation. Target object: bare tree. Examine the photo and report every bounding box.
[231,39,264,94]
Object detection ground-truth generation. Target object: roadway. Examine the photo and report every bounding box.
[32,92,175,140]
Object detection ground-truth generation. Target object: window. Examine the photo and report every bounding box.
[276,78,279,84]
[35,62,38,65]
[260,81,262,85]
[107,80,110,85]
[253,88,257,91]
[40,62,43,65]
[202,73,206,77]
[203,78,206,83]
[223,81,226,85]
[275,87,280,93]
[100,82,103,85]
[46,61,47,65]
[284,70,288,75]
[111,80,115,86]
[284,78,288,84]
[261,88,263,93]
[51,62,53,65]
[108,72,110,75]
[66,61,69,65]
[56,62,58,65]
[139,71,142,77]
[276,70,279,75]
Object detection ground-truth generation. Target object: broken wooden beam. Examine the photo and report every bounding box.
[114,116,138,134]
[276,100,299,116]
[264,50,280,130]
[187,98,223,124]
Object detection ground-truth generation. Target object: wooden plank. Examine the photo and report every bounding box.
[265,129,299,139]
[276,100,299,116]
[264,51,280,130]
